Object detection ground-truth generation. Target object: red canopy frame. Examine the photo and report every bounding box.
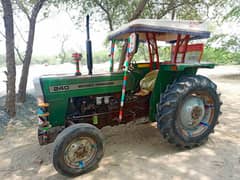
[145,33,193,68]
[172,34,191,63]
[146,32,160,70]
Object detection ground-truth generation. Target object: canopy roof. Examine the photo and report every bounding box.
[108,19,210,42]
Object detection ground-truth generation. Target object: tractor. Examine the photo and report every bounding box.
[34,17,222,176]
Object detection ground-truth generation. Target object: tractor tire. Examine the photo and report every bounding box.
[157,75,222,148]
[53,123,104,177]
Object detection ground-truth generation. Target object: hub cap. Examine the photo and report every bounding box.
[180,96,205,129]
[178,92,215,138]
[64,137,97,169]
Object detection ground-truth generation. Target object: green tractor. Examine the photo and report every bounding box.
[35,17,222,176]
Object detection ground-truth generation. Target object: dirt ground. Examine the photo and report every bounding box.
[0,65,240,180]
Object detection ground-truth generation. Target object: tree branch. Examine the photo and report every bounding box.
[31,0,47,20]
[14,21,27,43]
[15,0,30,20]
[93,0,113,31]
[15,46,24,62]
[157,2,186,19]
[0,30,6,38]
[129,0,149,21]
[0,30,23,62]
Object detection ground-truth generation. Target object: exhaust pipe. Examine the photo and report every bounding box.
[86,15,93,75]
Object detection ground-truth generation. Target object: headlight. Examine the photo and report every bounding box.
[33,77,49,107]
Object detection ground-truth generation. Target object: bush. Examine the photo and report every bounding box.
[203,46,240,64]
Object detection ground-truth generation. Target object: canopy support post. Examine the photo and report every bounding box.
[146,33,159,70]
[118,38,131,122]
[153,33,160,69]
[181,35,190,63]
[109,40,115,72]
[173,34,181,63]
[146,32,154,70]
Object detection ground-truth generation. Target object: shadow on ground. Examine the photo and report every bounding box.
[0,70,240,180]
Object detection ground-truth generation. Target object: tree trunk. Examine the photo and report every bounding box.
[1,0,16,117]
[17,18,35,102]
[17,0,46,102]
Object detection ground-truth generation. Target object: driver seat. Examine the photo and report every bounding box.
[135,70,159,96]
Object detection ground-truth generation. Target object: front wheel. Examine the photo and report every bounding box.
[157,75,222,148]
[53,123,104,177]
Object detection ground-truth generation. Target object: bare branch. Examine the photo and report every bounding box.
[0,29,24,62]
[66,11,76,26]
[31,0,47,20]
[0,30,6,38]
[15,0,30,20]
[129,0,149,21]
[15,46,24,62]
[157,2,185,19]
[93,0,113,31]
[14,21,27,43]
[4,71,8,76]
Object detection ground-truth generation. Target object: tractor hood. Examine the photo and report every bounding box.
[39,72,139,102]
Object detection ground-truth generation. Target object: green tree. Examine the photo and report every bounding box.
[60,0,219,31]
[58,0,150,70]
[206,1,240,64]
[63,0,224,68]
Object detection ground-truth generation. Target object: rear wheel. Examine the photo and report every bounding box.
[157,75,222,148]
[53,123,104,177]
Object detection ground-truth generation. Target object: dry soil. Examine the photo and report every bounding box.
[0,65,239,180]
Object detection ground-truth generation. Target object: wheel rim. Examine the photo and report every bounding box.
[178,91,215,138]
[64,137,97,169]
